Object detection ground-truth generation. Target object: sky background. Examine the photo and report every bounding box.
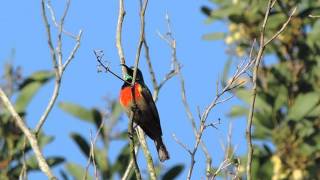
[0,0,247,179]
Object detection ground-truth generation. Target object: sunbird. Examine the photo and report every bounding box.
[119,65,170,162]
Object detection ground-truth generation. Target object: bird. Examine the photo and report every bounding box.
[119,64,170,162]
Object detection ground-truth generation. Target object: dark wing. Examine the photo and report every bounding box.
[140,85,163,136]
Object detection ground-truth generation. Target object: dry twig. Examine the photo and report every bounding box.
[245,1,296,179]
[158,13,254,180]
[36,0,82,134]
[84,119,105,180]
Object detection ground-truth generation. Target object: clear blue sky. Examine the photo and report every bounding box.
[0,0,247,179]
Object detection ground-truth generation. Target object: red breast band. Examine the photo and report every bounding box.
[119,83,142,107]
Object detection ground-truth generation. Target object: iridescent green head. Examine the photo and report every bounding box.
[121,64,144,83]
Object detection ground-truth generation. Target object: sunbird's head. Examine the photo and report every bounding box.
[121,64,144,83]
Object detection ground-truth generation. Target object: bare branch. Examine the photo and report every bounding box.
[41,0,58,77]
[172,134,192,155]
[121,146,139,180]
[143,40,158,89]
[63,29,83,71]
[116,0,126,77]
[35,0,82,134]
[0,89,56,179]
[264,7,297,46]
[84,119,105,180]
[46,0,77,39]
[246,1,296,179]
[94,50,129,84]
[136,128,156,180]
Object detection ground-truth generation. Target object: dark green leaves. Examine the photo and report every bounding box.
[59,102,103,127]
[65,163,93,180]
[70,133,90,158]
[161,164,184,180]
[15,71,54,112]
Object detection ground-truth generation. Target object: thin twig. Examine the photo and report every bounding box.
[0,88,56,179]
[246,1,296,179]
[84,119,105,180]
[36,0,82,134]
[172,134,192,155]
[46,0,77,39]
[157,13,251,180]
[63,30,83,71]
[121,145,140,180]
[264,7,297,46]
[136,128,156,180]
[143,40,158,90]
[309,14,320,18]
[116,0,126,78]
[93,50,129,84]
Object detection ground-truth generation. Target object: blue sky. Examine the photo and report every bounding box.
[0,0,247,179]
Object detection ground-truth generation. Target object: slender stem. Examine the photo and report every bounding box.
[36,0,82,134]
[246,1,296,179]
[121,146,139,180]
[116,0,126,78]
[128,113,141,180]
[246,1,272,178]
[136,128,156,180]
[35,76,61,134]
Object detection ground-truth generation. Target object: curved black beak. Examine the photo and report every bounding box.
[120,63,129,69]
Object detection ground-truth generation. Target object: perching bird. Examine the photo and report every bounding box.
[119,65,170,162]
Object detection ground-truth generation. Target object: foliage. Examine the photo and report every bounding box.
[0,63,64,179]
[202,0,320,179]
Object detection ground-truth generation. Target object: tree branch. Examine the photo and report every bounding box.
[158,13,253,180]
[116,0,126,78]
[246,1,296,179]
[36,0,82,134]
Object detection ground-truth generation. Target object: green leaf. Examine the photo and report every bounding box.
[19,70,54,89]
[59,170,69,180]
[111,101,123,122]
[266,13,287,30]
[205,5,243,24]
[202,32,225,41]
[273,86,288,111]
[228,105,247,117]
[161,164,184,180]
[47,156,65,167]
[236,89,272,114]
[15,71,53,112]
[59,102,100,124]
[94,149,108,172]
[70,133,90,158]
[221,58,232,87]
[309,105,320,117]
[112,144,131,174]
[38,134,54,148]
[26,156,64,170]
[91,108,103,128]
[287,92,320,121]
[65,163,93,180]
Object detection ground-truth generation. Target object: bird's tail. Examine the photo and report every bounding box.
[154,137,170,162]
